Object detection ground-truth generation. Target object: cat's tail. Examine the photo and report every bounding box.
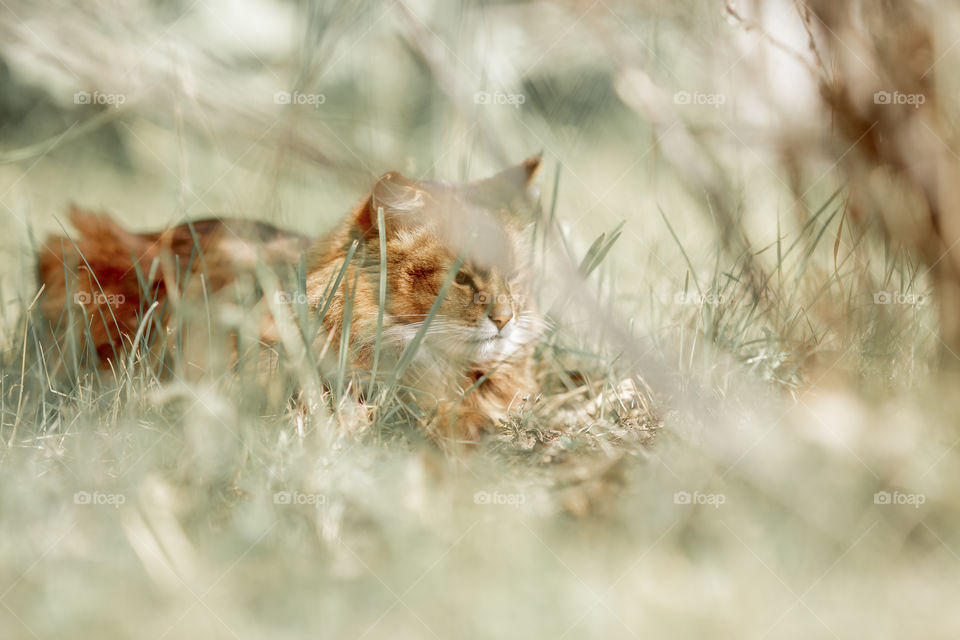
[37,206,163,362]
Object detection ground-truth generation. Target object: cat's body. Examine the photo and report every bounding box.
[38,212,314,363]
[37,156,544,442]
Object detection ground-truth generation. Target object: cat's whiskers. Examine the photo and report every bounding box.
[379,310,546,367]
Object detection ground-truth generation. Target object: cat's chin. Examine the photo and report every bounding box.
[464,334,524,364]
[465,333,500,346]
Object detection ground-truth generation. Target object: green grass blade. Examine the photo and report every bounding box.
[367,207,387,399]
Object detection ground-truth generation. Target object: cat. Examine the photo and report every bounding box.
[36,155,545,442]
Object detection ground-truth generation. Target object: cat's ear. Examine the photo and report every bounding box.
[355,171,425,235]
[469,154,543,211]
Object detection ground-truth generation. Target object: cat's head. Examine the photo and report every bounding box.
[353,156,544,365]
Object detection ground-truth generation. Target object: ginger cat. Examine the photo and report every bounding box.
[37,156,545,442]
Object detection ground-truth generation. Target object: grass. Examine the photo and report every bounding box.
[2,0,960,637]
[1,191,954,637]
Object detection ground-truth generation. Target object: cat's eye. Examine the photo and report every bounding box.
[454,271,476,290]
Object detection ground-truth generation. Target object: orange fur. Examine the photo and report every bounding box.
[38,207,311,364]
[37,157,544,441]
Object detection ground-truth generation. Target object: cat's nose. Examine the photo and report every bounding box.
[488,312,512,331]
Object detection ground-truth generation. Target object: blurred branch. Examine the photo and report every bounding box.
[802,0,960,361]
[392,0,511,167]
[723,1,825,83]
